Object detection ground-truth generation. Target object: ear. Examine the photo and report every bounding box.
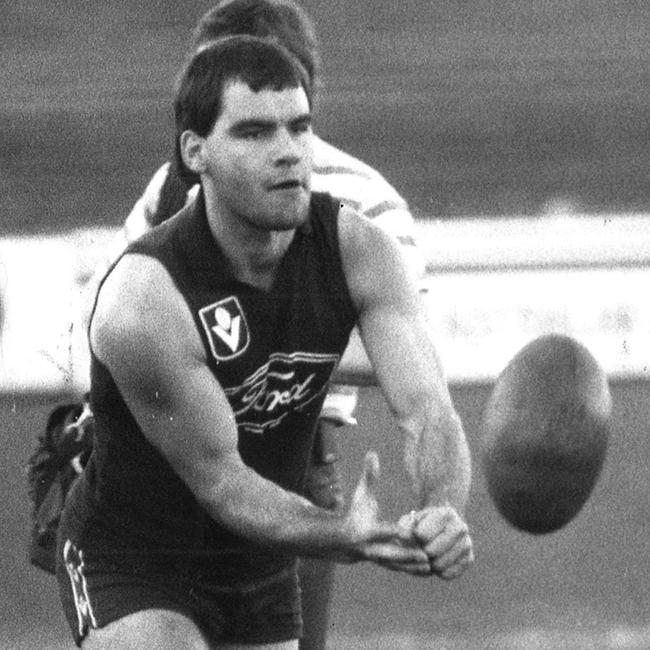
[179,130,206,174]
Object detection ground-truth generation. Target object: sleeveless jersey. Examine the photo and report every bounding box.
[67,191,357,578]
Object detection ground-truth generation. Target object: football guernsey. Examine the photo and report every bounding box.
[63,190,357,580]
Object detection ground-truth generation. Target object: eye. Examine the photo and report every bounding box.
[291,120,312,135]
[241,127,267,140]
[233,123,273,140]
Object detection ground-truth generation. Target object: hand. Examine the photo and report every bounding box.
[342,452,430,576]
[303,419,344,511]
[398,505,474,580]
[57,399,95,473]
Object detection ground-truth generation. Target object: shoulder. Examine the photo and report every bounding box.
[312,137,405,201]
[133,162,172,220]
[91,254,170,337]
[338,204,420,305]
[338,205,406,278]
[338,205,402,261]
[149,161,173,191]
[90,254,196,364]
[312,136,406,202]
[312,136,383,181]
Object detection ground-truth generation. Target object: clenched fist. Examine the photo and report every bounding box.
[398,505,474,580]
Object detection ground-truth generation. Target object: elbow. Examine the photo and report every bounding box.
[186,456,242,528]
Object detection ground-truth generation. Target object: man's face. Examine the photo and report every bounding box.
[201,79,313,231]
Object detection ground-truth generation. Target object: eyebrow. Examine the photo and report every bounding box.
[229,112,312,134]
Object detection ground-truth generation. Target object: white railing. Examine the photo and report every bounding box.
[1,213,649,390]
[417,212,650,383]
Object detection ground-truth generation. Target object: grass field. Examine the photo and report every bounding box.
[3,383,649,648]
[7,628,650,650]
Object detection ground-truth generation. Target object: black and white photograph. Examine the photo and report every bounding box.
[2,2,649,648]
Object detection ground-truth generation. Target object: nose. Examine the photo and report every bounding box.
[273,127,302,167]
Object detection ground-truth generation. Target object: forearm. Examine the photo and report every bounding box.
[197,454,356,560]
[399,400,471,514]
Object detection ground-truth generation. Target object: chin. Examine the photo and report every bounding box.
[244,190,310,231]
[273,194,310,228]
[274,211,309,231]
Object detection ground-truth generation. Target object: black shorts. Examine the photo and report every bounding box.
[56,538,302,647]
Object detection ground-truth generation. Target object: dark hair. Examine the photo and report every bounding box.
[192,0,319,84]
[175,34,311,138]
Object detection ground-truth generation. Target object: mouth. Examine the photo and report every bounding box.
[268,179,305,191]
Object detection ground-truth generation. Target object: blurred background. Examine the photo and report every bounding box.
[2,1,650,648]
[4,0,650,234]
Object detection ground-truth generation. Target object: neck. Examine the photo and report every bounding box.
[203,184,296,291]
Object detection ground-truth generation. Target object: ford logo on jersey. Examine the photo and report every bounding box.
[199,296,250,361]
[224,352,340,434]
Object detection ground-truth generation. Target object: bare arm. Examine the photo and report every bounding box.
[89,254,429,571]
[338,207,473,580]
[338,206,471,513]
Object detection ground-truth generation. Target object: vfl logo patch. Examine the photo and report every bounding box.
[225,352,339,434]
[199,297,250,361]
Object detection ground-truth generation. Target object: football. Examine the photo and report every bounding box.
[480,334,611,534]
